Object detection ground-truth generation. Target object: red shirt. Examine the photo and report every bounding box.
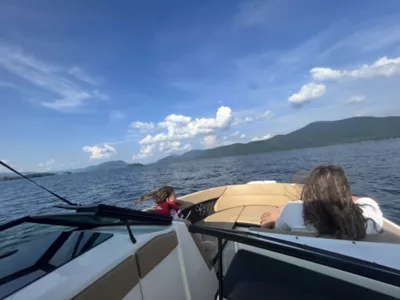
[154,202,182,218]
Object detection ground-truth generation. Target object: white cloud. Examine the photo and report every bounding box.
[346,95,365,105]
[252,134,272,142]
[140,106,232,145]
[310,68,343,81]
[201,135,217,148]
[165,114,192,123]
[68,66,102,85]
[240,134,246,139]
[38,158,56,170]
[233,110,272,125]
[311,56,400,81]
[159,141,192,153]
[288,83,326,104]
[0,45,107,112]
[130,121,155,131]
[109,110,125,121]
[159,141,181,152]
[182,143,192,151]
[132,144,155,160]
[83,144,116,160]
[231,130,240,137]
[256,110,273,120]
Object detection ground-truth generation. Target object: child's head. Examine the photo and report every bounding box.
[140,186,176,204]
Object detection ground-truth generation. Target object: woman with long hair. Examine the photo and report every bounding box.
[261,165,383,240]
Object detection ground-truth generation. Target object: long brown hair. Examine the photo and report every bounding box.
[136,186,175,204]
[302,165,366,240]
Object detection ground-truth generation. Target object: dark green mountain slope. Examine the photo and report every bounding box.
[155,116,400,163]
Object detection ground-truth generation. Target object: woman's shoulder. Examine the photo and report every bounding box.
[284,200,304,207]
[355,197,380,208]
[279,200,304,216]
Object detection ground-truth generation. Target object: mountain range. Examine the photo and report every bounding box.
[73,161,143,173]
[154,116,400,164]
[3,116,397,175]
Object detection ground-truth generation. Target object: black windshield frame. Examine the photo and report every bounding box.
[0,204,172,233]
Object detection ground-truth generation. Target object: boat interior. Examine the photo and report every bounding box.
[176,183,400,263]
[1,183,400,300]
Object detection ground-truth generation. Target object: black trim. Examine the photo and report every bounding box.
[0,205,172,248]
[189,225,400,287]
[0,205,172,233]
[211,239,228,265]
[217,238,223,300]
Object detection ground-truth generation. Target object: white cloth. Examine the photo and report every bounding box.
[275,197,383,234]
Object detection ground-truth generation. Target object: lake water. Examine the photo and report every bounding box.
[1,139,400,251]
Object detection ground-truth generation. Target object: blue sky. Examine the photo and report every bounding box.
[1,0,400,171]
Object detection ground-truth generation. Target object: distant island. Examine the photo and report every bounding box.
[154,116,400,164]
[0,172,56,182]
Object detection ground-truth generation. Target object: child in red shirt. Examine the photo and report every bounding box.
[137,186,183,218]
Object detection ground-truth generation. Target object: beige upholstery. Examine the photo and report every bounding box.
[237,205,279,226]
[196,206,245,230]
[73,255,139,300]
[136,231,178,278]
[178,186,228,211]
[214,184,303,212]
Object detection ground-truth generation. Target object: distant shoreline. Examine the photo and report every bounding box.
[0,173,56,182]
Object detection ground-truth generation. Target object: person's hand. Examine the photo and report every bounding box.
[352,196,360,202]
[260,205,286,228]
[260,212,271,224]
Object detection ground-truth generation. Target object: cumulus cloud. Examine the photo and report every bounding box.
[83,144,117,160]
[158,141,192,153]
[310,68,343,81]
[346,95,365,105]
[165,114,192,123]
[132,145,155,160]
[252,134,272,142]
[240,134,246,139]
[140,106,232,145]
[130,121,155,131]
[288,83,326,104]
[311,56,400,81]
[201,135,217,148]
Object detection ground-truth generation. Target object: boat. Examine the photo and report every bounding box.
[1,178,400,300]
